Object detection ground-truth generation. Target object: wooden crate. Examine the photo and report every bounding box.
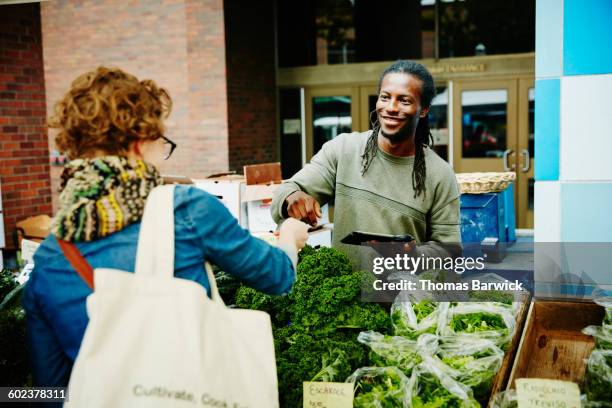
[506,299,605,388]
[486,293,532,407]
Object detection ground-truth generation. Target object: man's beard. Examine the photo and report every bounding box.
[379,117,414,144]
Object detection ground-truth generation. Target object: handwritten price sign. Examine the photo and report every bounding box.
[516,379,581,408]
[303,382,353,408]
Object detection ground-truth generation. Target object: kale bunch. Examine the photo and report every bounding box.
[347,366,409,408]
[0,269,18,301]
[235,286,292,326]
[275,329,364,407]
[290,247,390,335]
[235,246,391,407]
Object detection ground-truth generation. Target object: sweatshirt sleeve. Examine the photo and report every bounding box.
[271,135,341,224]
[182,186,297,295]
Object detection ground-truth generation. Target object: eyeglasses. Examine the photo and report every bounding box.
[161,135,176,160]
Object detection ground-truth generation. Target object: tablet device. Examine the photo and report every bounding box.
[340,231,415,245]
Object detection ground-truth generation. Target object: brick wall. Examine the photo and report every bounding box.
[40,0,229,210]
[0,3,52,249]
[224,0,278,172]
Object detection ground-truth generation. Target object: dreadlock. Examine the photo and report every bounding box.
[361,60,436,198]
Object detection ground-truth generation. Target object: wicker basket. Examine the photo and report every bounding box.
[456,172,516,194]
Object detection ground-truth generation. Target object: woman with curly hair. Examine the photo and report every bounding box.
[23,67,308,388]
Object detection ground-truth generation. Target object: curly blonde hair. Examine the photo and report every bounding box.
[49,66,172,158]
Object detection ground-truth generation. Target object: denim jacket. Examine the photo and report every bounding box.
[22,185,296,387]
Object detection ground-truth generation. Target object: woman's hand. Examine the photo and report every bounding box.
[277,218,309,251]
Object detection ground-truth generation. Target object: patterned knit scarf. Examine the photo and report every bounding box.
[52,156,163,242]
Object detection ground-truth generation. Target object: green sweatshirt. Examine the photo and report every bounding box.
[271,131,461,268]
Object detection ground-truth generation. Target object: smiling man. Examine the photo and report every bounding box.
[271,60,461,267]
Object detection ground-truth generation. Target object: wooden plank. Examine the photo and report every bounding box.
[244,163,282,185]
[486,292,532,407]
[506,300,604,389]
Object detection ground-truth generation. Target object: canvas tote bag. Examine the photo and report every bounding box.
[63,185,279,407]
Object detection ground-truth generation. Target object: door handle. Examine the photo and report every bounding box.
[502,149,515,171]
[521,149,530,172]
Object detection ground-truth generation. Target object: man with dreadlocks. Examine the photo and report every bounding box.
[271,60,461,267]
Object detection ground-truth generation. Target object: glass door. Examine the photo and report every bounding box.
[305,86,359,160]
[452,79,518,173]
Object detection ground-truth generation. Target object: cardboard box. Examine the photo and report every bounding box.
[193,176,247,225]
[241,182,331,233]
[16,214,52,247]
[243,183,281,233]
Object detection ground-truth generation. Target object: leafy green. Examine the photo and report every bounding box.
[583,325,612,351]
[211,266,241,306]
[391,298,440,339]
[358,331,423,376]
[275,329,365,407]
[348,367,408,408]
[236,246,390,407]
[414,300,437,321]
[235,285,291,326]
[468,290,514,305]
[410,371,481,408]
[0,269,18,301]
[449,312,506,333]
[437,336,503,401]
[584,350,612,403]
[441,354,501,400]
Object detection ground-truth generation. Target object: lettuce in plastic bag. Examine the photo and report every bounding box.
[437,335,504,400]
[407,355,480,408]
[592,289,612,326]
[583,325,612,351]
[391,291,447,339]
[489,390,517,408]
[347,366,410,408]
[584,349,612,404]
[439,302,516,350]
[358,331,438,376]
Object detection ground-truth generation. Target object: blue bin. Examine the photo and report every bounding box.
[460,183,516,243]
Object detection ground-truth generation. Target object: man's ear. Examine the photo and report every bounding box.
[419,106,430,118]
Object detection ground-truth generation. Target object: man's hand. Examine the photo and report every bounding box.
[285,191,322,226]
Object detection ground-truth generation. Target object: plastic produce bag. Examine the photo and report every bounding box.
[465,272,523,317]
[391,291,448,339]
[592,289,612,326]
[358,331,438,376]
[407,355,480,408]
[346,366,410,408]
[489,390,517,408]
[584,349,612,404]
[583,325,612,350]
[439,302,516,350]
[437,335,504,400]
